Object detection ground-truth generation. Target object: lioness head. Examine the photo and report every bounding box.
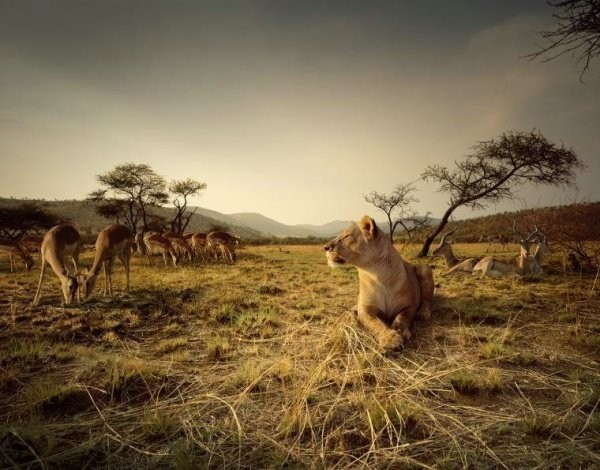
[323,215,382,269]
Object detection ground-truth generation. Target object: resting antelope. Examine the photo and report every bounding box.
[80,224,134,298]
[206,231,240,263]
[32,224,82,305]
[473,224,549,278]
[0,240,34,272]
[144,232,178,266]
[431,225,479,275]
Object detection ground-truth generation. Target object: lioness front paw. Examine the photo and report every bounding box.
[417,304,432,320]
[379,330,403,350]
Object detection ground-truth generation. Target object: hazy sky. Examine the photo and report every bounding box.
[1,1,598,225]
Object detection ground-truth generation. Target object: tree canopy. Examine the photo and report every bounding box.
[88,163,169,232]
[0,203,63,240]
[169,179,207,234]
[530,0,600,78]
[417,130,584,257]
[364,183,430,244]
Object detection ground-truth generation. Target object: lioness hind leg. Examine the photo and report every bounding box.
[414,264,434,320]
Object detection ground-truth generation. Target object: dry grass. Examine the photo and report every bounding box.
[0,243,598,468]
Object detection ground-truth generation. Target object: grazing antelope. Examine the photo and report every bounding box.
[163,231,194,262]
[144,232,178,266]
[484,233,510,253]
[0,240,34,272]
[32,224,82,305]
[206,231,240,263]
[81,224,134,298]
[133,232,146,255]
[431,225,479,275]
[190,232,209,261]
[19,234,43,254]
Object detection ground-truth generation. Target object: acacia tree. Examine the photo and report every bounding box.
[417,130,584,257]
[529,0,600,78]
[169,179,207,234]
[0,204,62,240]
[364,183,430,244]
[88,163,168,233]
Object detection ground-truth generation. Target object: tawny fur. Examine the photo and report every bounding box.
[206,231,240,263]
[144,232,178,266]
[82,224,134,297]
[32,224,82,305]
[324,216,434,350]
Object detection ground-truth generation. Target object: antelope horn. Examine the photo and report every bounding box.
[527,223,540,243]
[512,219,526,242]
[440,223,460,244]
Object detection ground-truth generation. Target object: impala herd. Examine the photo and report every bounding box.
[0,223,241,305]
[1,220,552,305]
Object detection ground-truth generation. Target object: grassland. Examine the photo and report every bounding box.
[0,243,599,468]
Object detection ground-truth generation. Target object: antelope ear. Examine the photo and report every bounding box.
[359,215,378,240]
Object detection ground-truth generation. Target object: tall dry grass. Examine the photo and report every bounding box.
[0,243,598,468]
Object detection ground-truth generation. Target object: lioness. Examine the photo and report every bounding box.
[324,216,434,350]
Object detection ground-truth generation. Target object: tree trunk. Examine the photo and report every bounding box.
[385,214,394,245]
[417,206,456,258]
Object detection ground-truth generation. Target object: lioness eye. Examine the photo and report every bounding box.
[343,234,352,240]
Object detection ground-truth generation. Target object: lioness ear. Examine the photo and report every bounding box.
[359,215,378,240]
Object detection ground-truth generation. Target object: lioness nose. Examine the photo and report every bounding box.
[323,243,333,252]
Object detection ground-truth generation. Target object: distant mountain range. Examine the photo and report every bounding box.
[221,212,365,238]
[3,197,598,242]
[0,197,386,238]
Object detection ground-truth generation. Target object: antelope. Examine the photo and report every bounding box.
[484,233,510,253]
[431,225,479,275]
[133,232,146,255]
[144,232,178,266]
[0,240,34,272]
[190,232,209,261]
[206,231,240,263]
[528,225,552,274]
[19,234,43,254]
[80,224,134,298]
[32,224,82,305]
[163,231,194,262]
[473,223,546,278]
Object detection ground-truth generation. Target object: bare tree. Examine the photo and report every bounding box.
[529,0,600,78]
[88,163,168,233]
[417,130,584,257]
[364,183,426,244]
[169,179,207,234]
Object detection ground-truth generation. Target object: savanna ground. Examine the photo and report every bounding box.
[0,243,599,469]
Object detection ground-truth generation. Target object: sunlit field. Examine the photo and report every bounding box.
[1,243,599,468]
